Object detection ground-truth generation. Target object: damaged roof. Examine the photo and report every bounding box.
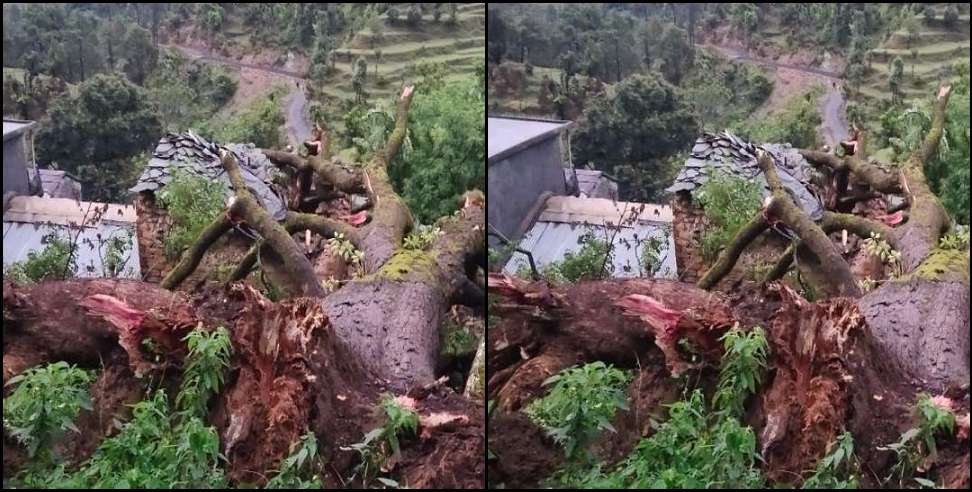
[503,196,678,279]
[667,130,824,220]
[129,130,288,220]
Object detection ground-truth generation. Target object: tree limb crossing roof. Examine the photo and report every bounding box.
[667,130,824,220]
[129,130,288,220]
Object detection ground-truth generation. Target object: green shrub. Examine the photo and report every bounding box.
[524,362,631,461]
[712,325,769,417]
[737,86,823,148]
[211,89,285,148]
[878,393,956,488]
[3,232,77,283]
[403,225,442,250]
[802,431,859,489]
[175,326,233,417]
[342,393,420,485]
[3,362,95,458]
[265,432,324,489]
[694,168,763,263]
[542,231,614,282]
[157,169,226,262]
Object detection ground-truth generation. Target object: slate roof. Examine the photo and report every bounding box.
[667,130,824,220]
[129,131,288,220]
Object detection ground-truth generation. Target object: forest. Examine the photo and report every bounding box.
[487,3,969,490]
[3,2,485,489]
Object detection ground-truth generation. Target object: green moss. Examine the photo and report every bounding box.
[375,249,437,282]
[908,248,970,284]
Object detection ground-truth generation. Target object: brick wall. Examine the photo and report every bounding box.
[671,191,708,283]
[135,192,173,283]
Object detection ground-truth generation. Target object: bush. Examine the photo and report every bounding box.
[541,231,614,282]
[264,432,323,489]
[157,169,226,262]
[342,393,419,485]
[878,393,957,488]
[943,5,959,28]
[737,86,823,148]
[3,362,95,458]
[3,232,77,283]
[406,4,422,26]
[212,90,285,148]
[694,168,764,264]
[524,362,631,461]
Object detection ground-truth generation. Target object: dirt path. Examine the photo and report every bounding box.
[705,44,849,147]
[163,44,311,147]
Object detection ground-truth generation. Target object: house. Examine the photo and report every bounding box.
[3,118,38,197]
[129,130,287,281]
[666,130,822,282]
[2,195,141,279]
[503,195,677,279]
[487,115,572,248]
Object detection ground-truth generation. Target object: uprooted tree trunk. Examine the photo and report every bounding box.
[3,86,486,487]
[696,84,969,389]
[486,85,969,489]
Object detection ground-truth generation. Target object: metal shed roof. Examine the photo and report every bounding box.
[488,116,571,163]
[129,131,288,220]
[3,196,140,279]
[667,130,824,220]
[503,196,677,279]
[3,119,35,142]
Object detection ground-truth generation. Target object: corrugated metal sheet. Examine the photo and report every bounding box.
[503,221,677,279]
[3,221,141,279]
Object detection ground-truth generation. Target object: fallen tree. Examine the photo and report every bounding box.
[487,85,969,489]
[3,85,486,488]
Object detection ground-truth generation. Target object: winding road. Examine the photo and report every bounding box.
[704,44,850,147]
[163,44,313,147]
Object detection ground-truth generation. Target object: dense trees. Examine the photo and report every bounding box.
[36,74,161,202]
[572,73,698,202]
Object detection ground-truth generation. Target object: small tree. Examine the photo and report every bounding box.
[923,5,935,22]
[432,3,443,22]
[889,56,905,105]
[943,5,959,29]
[911,48,919,77]
[374,48,383,76]
[406,4,422,26]
[387,7,400,24]
[448,3,458,25]
[368,15,385,50]
[352,57,368,104]
[903,15,921,50]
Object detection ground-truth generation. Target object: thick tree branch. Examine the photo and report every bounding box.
[916,84,952,166]
[161,212,235,289]
[283,212,361,247]
[696,214,769,289]
[262,149,365,193]
[799,150,901,193]
[433,195,486,304]
[382,85,416,166]
[760,151,861,298]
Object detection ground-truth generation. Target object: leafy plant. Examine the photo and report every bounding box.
[175,326,233,418]
[342,393,420,485]
[863,232,903,278]
[523,361,631,461]
[2,232,78,284]
[938,225,969,250]
[694,167,763,263]
[100,229,134,278]
[541,231,615,282]
[877,393,956,488]
[328,232,365,276]
[157,169,226,262]
[403,225,442,250]
[264,432,324,489]
[712,325,769,417]
[3,362,94,458]
[638,233,666,277]
[802,431,859,489]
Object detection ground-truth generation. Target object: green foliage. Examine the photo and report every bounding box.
[638,233,666,277]
[343,393,420,485]
[35,73,162,202]
[938,225,970,250]
[210,89,285,148]
[943,5,960,28]
[403,225,442,250]
[684,51,772,131]
[100,229,134,278]
[737,86,823,148]
[878,393,956,488]
[731,3,760,34]
[157,169,226,262]
[175,326,232,418]
[264,432,324,489]
[328,232,365,276]
[406,4,423,26]
[572,73,698,202]
[694,168,764,263]
[889,56,905,105]
[441,323,478,357]
[863,232,903,278]
[524,362,631,461]
[541,231,614,283]
[391,77,485,224]
[3,232,77,284]
[712,325,769,417]
[3,362,95,459]
[802,432,860,489]
[148,51,237,132]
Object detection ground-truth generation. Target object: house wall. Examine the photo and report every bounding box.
[3,137,30,196]
[487,136,566,247]
[671,191,709,283]
[135,192,173,283]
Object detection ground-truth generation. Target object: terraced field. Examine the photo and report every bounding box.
[318,3,485,109]
[857,5,970,106]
